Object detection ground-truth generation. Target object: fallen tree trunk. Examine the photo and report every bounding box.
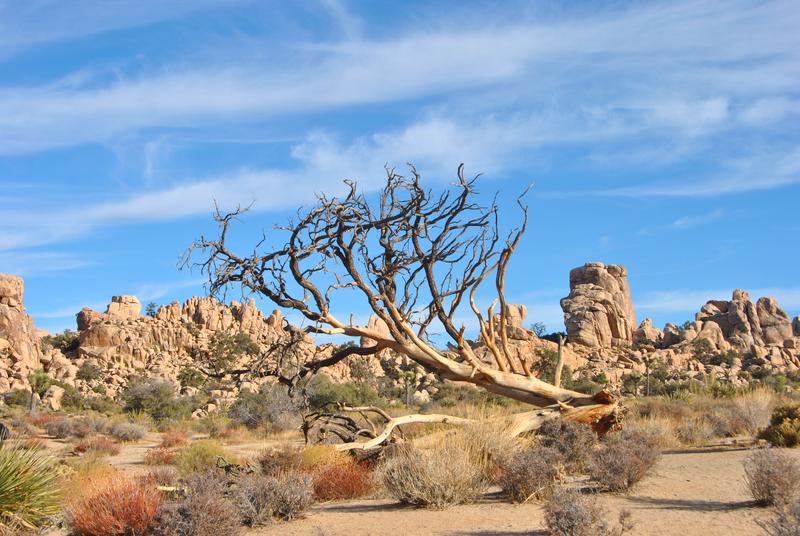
[304,399,623,454]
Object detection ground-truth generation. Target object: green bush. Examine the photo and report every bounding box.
[307,374,386,410]
[759,405,800,447]
[122,376,191,422]
[76,362,103,381]
[41,329,79,354]
[178,368,205,389]
[3,389,32,408]
[0,444,62,532]
[175,440,235,475]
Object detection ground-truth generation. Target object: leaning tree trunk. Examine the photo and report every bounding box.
[188,165,623,454]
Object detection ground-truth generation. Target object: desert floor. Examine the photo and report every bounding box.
[244,447,784,536]
[51,433,787,536]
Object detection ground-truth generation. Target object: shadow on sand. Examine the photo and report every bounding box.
[626,495,758,512]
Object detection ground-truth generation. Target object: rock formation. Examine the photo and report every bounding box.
[561,263,637,348]
[0,274,46,392]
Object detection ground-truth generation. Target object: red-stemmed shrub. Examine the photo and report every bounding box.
[68,476,163,536]
[312,458,374,500]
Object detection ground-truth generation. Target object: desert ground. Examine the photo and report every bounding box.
[24,428,785,536]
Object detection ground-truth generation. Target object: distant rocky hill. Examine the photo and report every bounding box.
[558,262,800,388]
[2,265,799,411]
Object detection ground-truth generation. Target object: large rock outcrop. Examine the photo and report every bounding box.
[560,263,637,348]
[0,274,45,392]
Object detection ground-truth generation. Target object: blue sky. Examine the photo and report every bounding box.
[1,0,798,336]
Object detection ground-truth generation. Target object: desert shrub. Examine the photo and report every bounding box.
[72,414,110,439]
[177,367,205,389]
[764,494,800,536]
[27,413,59,428]
[228,384,302,432]
[86,395,123,415]
[544,487,632,536]
[0,444,62,533]
[174,440,234,475]
[67,475,163,536]
[161,430,189,448]
[760,405,800,447]
[110,421,148,442]
[74,436,121,456]
[142,467,178,487]
[236,471,314,525]
[312,457,374,500]
[256,447,303,477]
[307,374,386,410]
[3,389,33,408]
[76,361,103,381]
[42,329,79,354]
[500,446,564,502]
[743,447,800,506]
[122,376,190,422]
[194,414,232,439]
[301,444,347,468]
[675,417,715,446]
[538,418,597,473]
[589,430,660,491]
[145,448,178,466]
[378,442,487,508]
[151,491,241,536]
[44,418,73,439]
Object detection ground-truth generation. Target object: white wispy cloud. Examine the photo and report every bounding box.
[670,209,724,230]
[0,0,797,155]
[0,250,89,276]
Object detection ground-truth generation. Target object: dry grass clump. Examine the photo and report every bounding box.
[588,430,660,491]
[378,440,487,509]
[44,418,73,439]
[675,417,716,446]
[160,430,189,448]
[256,447,303,477]
[66,471,163,536]
[622,416,679,449]
[763,495,800,536]
[145,447,178,466]
[235,471,314,525]
[499,445,564,502]
[19,437,46,450]
[74,436,121,456]
[627,389,776,447]
[544,487,632,536]
[174,439,235,475]
[537,418,597,473]
[0,443,62,533]
[743,447,800,506]
[109,421,147,442]
[140,467,178,487]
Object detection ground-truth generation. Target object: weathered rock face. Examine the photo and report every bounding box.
[695,290,795,351]
[0,274,45,392]
[561,263,637,348]
[106,295,141,321]
[633,318,663,345]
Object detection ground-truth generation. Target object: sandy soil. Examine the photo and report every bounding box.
[248,448,791,536]
[40,431,791,536]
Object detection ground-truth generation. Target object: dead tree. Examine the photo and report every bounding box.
[186,165,622,449]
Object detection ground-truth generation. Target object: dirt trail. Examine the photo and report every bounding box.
[249,448,788,536]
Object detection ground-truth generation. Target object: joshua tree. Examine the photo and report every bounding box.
[186,165,621,451]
